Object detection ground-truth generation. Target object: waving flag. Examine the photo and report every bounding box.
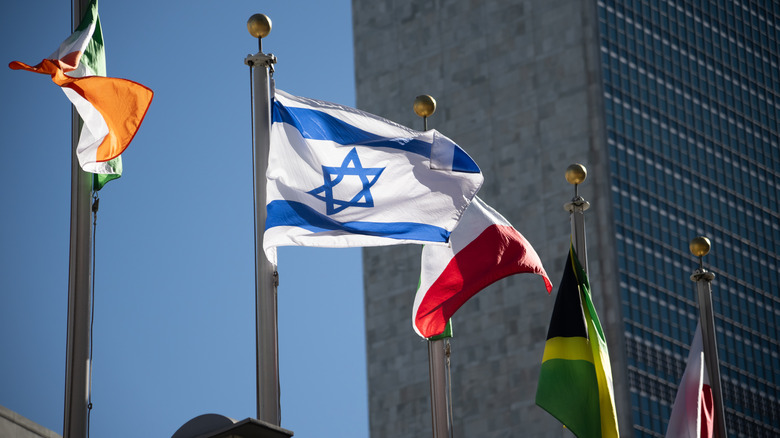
[412,196,552,338]
[264,89,483,264]
[535,245,619,438]
[665,324,714,438]
[9,0,153,180]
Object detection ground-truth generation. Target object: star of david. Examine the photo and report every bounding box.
[308,147,385,215]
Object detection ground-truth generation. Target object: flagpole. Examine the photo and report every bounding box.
[63,0,94,436]
[689,237,728,438]
[427,335,451,438]
[415,95,453,438]
[245,14,281,425]
[564,164,590,274]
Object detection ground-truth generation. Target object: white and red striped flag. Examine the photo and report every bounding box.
[412,196,552,338]
[666,323,715,438]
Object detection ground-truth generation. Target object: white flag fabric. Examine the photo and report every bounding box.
[264,90,483,264]
[665,323,715,438]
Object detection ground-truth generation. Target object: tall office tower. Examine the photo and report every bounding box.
[353,0,779,437]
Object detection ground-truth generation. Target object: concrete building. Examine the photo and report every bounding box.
[0,405,60,438]
[353,0,779,437]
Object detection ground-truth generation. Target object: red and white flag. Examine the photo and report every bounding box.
[665,323,715,438]
[412,196,552,338]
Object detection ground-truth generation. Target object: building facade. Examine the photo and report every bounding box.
[0,405,61,438]
[353,0,779,437]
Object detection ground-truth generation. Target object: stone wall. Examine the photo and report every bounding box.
[353,0,628,436]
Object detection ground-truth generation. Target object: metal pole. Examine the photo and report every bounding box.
[245,14,280,425]
[568,201,588,271]
[690,238,728,438]
[252,56,279,425]
[63,0,93,436]
[427,338,451,438]
[563,164,590,274]
[413,95,452,438]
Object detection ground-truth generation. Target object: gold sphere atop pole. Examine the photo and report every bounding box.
[690,236,711,258]
[565,163,587,185]
[413,95,436,131]
[414,95,437,118]
[247,14,272,39]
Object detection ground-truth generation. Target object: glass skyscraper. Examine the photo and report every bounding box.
[353,0,779,436]
[598,1,778,436]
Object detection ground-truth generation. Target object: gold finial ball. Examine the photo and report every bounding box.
[413,95,436,118]
[565,163,587,185]
[690,236,711,257]
[247,14,272,39]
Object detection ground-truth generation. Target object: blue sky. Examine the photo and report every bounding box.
[0,1,369,437]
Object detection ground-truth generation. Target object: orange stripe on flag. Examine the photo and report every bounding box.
[9,59,60,75]
[10,58,153,163]
[56,73,153,161]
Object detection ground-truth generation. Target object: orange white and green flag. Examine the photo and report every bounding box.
[9,0,152,190]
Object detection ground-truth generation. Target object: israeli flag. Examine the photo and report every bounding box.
[264,89,483,264]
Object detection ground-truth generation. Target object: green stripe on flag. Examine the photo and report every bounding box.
[536,358,602,437]
[93,156,121,191]
[71,0,104,76]
[428,319,452,340]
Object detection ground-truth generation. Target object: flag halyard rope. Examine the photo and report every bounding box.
[87,189,99,438]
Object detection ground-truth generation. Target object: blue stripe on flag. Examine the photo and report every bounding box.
[452,146,480,173]
[273,100,432,157]
[266,200,451,242]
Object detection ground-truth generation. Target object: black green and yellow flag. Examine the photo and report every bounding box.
[535,245,619,438]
